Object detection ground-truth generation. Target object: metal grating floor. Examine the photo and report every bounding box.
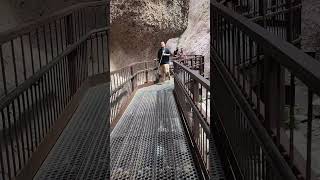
[34,84,110,180]
[111,81,200,180]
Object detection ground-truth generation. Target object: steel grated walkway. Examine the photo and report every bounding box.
[111,81,200,179]
[34,84,110,180]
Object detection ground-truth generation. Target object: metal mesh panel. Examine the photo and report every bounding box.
[111,81,199,180]
[34,83,109,180]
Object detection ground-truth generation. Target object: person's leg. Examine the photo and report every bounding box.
[163,64,168,81]
[165,64,170,80]
[160,64,165,82]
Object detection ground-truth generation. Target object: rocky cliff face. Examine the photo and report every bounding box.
[166,0,210,77]
[110,0,190,71]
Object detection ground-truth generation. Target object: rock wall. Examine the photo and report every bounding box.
[166,0,210,77]
[110,0,190,71]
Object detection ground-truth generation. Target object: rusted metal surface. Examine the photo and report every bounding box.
[212,1,319,179]
[173,57,225,179]
[0,1,109,179]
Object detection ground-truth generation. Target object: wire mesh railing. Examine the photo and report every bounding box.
[0,1,109,179]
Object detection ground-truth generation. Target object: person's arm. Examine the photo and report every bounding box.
[162,48,172,56]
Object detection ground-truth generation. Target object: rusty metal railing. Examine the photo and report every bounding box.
[173,56,217,179]
[217,0,301,44]
[110,61,158,124]
[0,1,109,179]
[212,1,319,179]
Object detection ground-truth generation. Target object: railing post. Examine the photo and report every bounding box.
[259,0,267,27]
[145,62,148,83]
[192,79,200,141]
[201,56,205,76]
[285,0,293,42]
[263,55,285,144]
[130,66,135,91]
[66,14,77,95]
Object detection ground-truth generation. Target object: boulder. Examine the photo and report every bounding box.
[166,0,210,77]
[110,0,190,71]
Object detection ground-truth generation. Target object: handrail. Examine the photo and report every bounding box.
[173,55,215,178]
[0,2,108,179]
[173,66,210,134]
[173,61,209,89]
[0,1,106,44]
[110,60,158,124]
[110,61,152,75]
[212,1,318,179]
[110,67,156,96]
[212,1,320,97]
[0,27,108,110]
[212,46,298,180]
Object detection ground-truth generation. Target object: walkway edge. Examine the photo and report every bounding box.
[16,74,109,180]
[111,81,155,130]
[173,91,209,180]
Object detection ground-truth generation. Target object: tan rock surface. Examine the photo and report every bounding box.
[110,0,189,71]
[167,0,210,77]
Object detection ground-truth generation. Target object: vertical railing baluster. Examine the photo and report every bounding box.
[263,55,284,137]
[11,40,19,87]
[96,33,100,73]
[306,90,313,180]
[59,18,64,51]
[11,100,22,170]
[101,33,105,73]
[25,89,34,153]
[0,46,7,95]
[66,14,77,95]
[1,109,12,180]
[36,28,42,68]
[0,118,6,180]
[55,21,59,56]
[49,23,54,60]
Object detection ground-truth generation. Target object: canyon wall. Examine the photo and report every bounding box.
[110,0,190,71]
[166,0,210,77]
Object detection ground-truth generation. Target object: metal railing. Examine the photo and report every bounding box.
[211,1,319,180]
[218,0,301,44]
[173,57,215,179]
[171,55,205,76]
[0,1,109,179]
[110,61,158,124]
[110,55,206,124]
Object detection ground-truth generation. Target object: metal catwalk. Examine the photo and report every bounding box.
[111,81,200,179]
[34,84,110,180]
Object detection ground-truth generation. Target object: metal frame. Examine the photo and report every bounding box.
[0,1,109,179]
[173,58,225,179]
[211,1,318,179]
